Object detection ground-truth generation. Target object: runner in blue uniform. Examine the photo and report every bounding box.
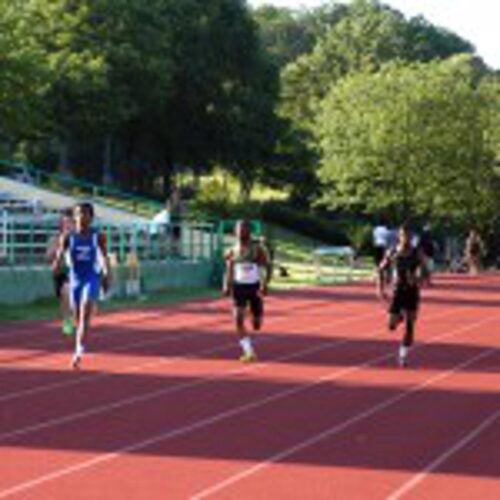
[53,202,111,368]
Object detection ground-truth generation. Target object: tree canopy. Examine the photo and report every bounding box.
[281,0,473,129]
[1,0,498,232]
[1,0,278,194]
[317,55,500,225]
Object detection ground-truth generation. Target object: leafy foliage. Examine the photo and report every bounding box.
[281,0,473,129]
[317,55,500,225]
[1,0,498,240]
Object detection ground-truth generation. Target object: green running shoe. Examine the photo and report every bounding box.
[62,319,74,336]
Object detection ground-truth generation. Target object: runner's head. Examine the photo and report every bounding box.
[59,207,74,234]
[398,223,411,247]
[73,202,94,232]
[235,220,251,244]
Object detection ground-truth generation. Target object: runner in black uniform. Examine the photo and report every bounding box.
[418,225,436,286]
[377,224,425,367]
[223,220,270,362]
[46,208,74,336]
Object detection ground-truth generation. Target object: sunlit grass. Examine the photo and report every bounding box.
[266,224,373,289]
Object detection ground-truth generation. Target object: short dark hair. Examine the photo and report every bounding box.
[400,222,411,234]
[235,219,251,233]
[74,202,94,218]
[61,207,73,218]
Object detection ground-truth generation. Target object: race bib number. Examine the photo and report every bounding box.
[234,263,260,284]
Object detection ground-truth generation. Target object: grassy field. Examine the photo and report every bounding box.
[265,224,373,289]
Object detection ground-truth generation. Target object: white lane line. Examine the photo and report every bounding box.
[387,407,500,500]
[0,307,382,437]
[0,290,367,368]
[0,289,342,343]
[0,301,378,403]
[0,298,225,342]
[0,303,233,361]
[0,310,492,499]
[191,346,499,499]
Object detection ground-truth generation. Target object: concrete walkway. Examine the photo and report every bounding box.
[0,176,150,225]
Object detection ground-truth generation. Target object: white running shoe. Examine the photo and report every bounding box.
[398,355,408,368]
[71,345,85,369]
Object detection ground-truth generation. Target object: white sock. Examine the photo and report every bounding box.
[399,345,409,359]
[75,343,85,357]
[239,337,254,356]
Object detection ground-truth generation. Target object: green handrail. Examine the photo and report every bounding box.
[0,160,163,217]
[0,217,221,267]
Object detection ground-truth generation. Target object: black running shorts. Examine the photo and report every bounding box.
[232,283,263,317]
[390,285,420,315]
[53,272,69,298]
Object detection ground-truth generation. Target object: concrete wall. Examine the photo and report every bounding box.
[0,266,54,304]
[0,260,215,305]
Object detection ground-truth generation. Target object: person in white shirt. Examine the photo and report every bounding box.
[373,222,389,266]
[223,221,270,363]
[149,204,171,236]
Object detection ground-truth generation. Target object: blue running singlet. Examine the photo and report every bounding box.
[67,229,102,309]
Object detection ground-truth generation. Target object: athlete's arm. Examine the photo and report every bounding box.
[377,250,392,301]
[415,248,427,286]
[257,245,271,295]
[46,235,59,262]
[52,233,69,273]
[223,250,234,296]
[98,233,112,291]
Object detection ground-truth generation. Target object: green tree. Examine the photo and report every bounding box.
[317,55,500,225]
[252,3,348,70]
[281,0,473,129]
[275,0,475,209]
[0,0,52,144]
[152,0,279,197]
[10,0,279,197]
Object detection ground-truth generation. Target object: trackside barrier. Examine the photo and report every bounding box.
[0,216,219,267]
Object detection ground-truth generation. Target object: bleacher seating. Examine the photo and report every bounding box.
[0,193,60,265]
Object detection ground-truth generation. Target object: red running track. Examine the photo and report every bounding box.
[0,274,499,499]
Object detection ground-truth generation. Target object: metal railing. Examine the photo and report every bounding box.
[0,215,220,267]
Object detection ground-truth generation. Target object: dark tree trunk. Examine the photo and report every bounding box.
[102,134,113,186]
[58,138,70,174]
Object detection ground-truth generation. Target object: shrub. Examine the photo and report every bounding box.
[261,201,349,246]
[340,222,373,253]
